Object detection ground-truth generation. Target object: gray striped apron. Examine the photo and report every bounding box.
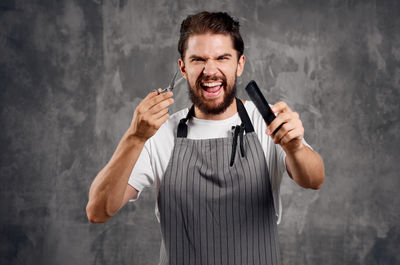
[157,98,281,265]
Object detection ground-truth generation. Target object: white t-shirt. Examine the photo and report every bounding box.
[128,101,311,224]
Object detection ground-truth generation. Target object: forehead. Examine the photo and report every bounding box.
[185,33,235,58]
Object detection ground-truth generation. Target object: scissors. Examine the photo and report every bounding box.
[155,70,185,94]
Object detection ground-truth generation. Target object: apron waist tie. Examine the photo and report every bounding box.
[230,123,246,167]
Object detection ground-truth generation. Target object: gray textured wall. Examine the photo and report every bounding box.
[1,0,399,264]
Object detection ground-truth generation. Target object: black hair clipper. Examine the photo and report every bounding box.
[245,80,282,135]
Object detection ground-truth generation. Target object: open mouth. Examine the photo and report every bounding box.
[200,81,224,98]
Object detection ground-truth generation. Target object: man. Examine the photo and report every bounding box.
[86,11,325,265]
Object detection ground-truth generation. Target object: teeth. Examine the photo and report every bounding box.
[202,82,222,87]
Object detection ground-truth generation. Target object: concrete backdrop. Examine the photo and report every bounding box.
[1,0,399,264]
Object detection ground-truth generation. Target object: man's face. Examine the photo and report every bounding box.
[178,33,245,115]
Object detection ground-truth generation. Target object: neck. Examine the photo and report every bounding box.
[193,100,239,120]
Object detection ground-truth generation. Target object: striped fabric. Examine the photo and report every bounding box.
[157,131,281,265]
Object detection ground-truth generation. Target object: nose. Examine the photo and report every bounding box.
[203,60,218,76]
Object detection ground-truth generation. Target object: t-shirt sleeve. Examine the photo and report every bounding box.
[128,140,155,201]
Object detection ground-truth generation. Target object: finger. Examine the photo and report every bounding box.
[142,91,173,112]
[267,112,291,135]
[149,97,174,115]
[273,119,303,144]
[154,112,170,128]
[271,101,292,114]
[147,91,174,111]
[152,107,169,120]
[146,90,160,100]
[268,111,300,135]
[135,91,159,115]
[280,128,304,145]
[272,122,296,143]
[137,90,160,107]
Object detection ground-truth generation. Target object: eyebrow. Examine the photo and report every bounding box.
[217,53,232,59]
[188,53,233,60]
[188,55,204,61]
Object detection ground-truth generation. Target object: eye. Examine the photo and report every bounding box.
[191,58,204,62]
[218,56,229,60]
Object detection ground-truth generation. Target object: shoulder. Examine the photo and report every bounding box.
[243,100,257,117]
[243,100,278,156]
[244,100,278,130]
[244,100,268,132]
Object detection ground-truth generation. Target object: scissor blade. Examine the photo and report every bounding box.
[156,70,182,94]
[174,76,185,87]
[168,70,179,90]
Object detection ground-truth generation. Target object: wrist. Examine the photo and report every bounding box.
[284,141,306,156]
[124,129,147,146]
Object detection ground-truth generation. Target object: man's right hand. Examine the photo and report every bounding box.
[86,89,174,223]
[128,89,174,141]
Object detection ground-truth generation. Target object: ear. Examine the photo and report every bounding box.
[178,58,188,79]
[236,55,245,77]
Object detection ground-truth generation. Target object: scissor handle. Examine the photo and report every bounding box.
[154,87,170,95]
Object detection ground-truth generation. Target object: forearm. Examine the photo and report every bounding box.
[285,144,325,189]
[86,130,145,222]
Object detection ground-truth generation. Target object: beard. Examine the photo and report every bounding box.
[188,72,237,115]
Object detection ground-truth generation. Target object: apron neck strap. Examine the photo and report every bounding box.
[177,105,195,138]
[177,98,254,138]
[236,98,255,134]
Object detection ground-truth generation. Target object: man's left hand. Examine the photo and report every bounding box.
[265,101,305,154]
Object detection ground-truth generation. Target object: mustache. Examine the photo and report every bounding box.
[195,73,227,87]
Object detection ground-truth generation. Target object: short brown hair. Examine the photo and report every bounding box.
[178,11,244,60]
